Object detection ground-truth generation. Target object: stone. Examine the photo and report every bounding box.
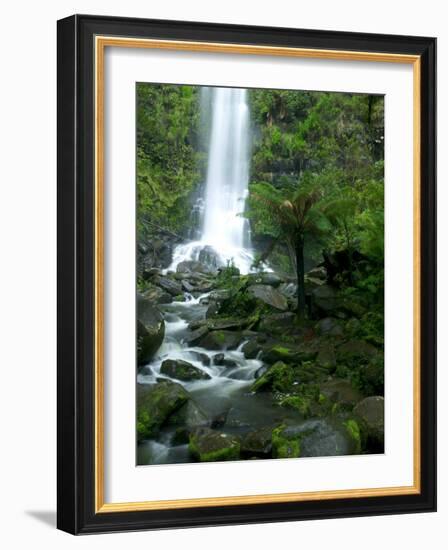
[337,340,378,365]
[176,260,215,274]
[183,326,209,346]
[136,381,189,441]
[320,379,362,405]
[271,425,301,459]
[137,295,165,364]
[141,284,172,304]
[167,400,210,430]
[316,344,337,369]
[258,312,296,334]
[315,317,344,336]
[312,284,340,315]
[250,361,294,393]
[248,284,288,311]
[261,343,317,364]
[154,276,183,296]
[160,359,211,381]
[198,330,242,350]
[189,428,240,462]
[354,396,384,450]
[242,339,262,359]
[241,427,273,457]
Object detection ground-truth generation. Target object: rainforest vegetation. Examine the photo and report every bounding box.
[136,83,385,465]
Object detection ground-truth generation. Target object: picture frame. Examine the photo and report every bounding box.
[57,14,436,534]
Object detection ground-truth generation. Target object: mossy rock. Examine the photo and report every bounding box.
[272,425,301,459]
[278,395,311,418]
[198,330,243,350]
[353,396,384,452]
[250,361,294,393]
[343,419,362,454]
[242,339,263,359]
[189,428,240,462]
[160,359,211,381]
[261,343,317,365]
[241,426,273,457]
[137,381,189,441]
[137,295,165,365]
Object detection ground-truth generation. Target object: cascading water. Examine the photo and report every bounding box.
[169,87,254,274]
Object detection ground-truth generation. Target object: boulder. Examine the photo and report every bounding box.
[261,343,317,364]
[278,282,298,299]
[160,359,210,381]
[167,400,210,430]
[177,260,215,275]
[198,246,224,269]
[198,330,242,350]
[250,361,294,393]
[137,295,165,364]
[136,381,189,441]
[241,427,273,457]
[306,266,327,281]
[258,312,296,334]
[249,272,284,287]
[183,326,209,346]
[312,284,340,315]
[248,284,288,311]
[188,351,211,366]
[271,425,301,459]
[141,284,172,304]
[242,339,263,359]
[154,276,183,296]
[189,428,240,462]
[353,396,384,450]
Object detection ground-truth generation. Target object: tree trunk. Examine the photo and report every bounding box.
[295,236,306,316]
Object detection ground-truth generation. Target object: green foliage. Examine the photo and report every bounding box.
[271,425,302,459]
[137,83,203,240]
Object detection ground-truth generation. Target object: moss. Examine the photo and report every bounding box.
[271,425,301,459]
[137,410,156,440]
[344,419,362,454]
[279,395,311,417]
[250,361,293,393]
[189,430,240,462]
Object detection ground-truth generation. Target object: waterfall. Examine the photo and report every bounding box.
[168,86,253,274]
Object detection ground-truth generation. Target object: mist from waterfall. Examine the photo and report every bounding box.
[169,86,253,274]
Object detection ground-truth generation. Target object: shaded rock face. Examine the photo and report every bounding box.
[160,359,211,381]
[141,284,173,305]
[261,343,316,365]
[198,246,224,270]
[189,428,240,462]
[259,312,296,335]
[137,381,189,441]
[248,284,288,311]
[315,317,344,336]
[320,379,362,405]
[137,295,165,365]
[354,396,384,451]
[167,400,210,431]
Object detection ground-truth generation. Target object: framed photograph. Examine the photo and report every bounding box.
[57,14,436,534]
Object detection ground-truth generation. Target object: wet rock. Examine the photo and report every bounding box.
[205,302,220,318]
[249,272,284,287]
[177,260,215,275]
[137,381,189,441]
[278,395,311,417]
[251,361,294,393]
[189,428,240,462]
[183,326,209,346]
[248,284,288,311]
[137,295,165,364]
[154,276,183,296]
[212,353,225,365]
[141,284,173,305]
[160,359,211,381]
[354,396,384,450]
[206,318,244,331]
[278,282,297,299]
[306,266,327,281]
[198,246,224,270]
[167,399,210,430]
[181,280,196,293]
[198,330,243,350]
[241,427,273,457]
[242,339,262,359]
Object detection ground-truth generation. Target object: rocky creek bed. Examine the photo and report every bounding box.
[136,259,384,465]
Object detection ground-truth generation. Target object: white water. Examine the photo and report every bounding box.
[169,87,254,274]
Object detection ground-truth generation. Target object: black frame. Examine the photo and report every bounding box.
[57,14,436,534]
